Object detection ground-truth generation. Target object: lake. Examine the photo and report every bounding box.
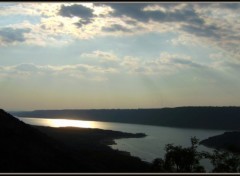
[16,117,226,171]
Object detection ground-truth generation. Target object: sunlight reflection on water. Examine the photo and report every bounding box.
[16,116,225,171]
[17,117,97,128]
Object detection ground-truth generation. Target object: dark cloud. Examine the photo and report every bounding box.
[167,5,204,25]
[102,24,132,33]
[124,19,138,25]
[74,18,94,28]
[181,24,220,38]
[194,3,240,11]
[0,27,31,44]
[217,3,240,10]
[40,24,46,30]
[170,58,204,68]
[147,7,204,26]
[59,4,95,27]
[59,4,94,18]
[97,3,204,26]
[101,3,149,21]
[58,3,207,33]
[97,3,154,22]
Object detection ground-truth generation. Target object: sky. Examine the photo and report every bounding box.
[0,2,240,111]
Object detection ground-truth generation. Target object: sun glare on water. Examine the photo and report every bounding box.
[17,117,96,129]
[48,119,95,128]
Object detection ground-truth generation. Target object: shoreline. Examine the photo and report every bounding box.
[200,131,240,153]
[12,107,240,130]
[0,109,151,172]
[32,125,150,166]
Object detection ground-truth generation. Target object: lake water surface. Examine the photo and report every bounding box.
[16,117,227,171]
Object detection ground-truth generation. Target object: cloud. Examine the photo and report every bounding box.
[0,3,65,19]
[191,3,240,59]
[93,3,218,40]
[44,64,117,74]
[102,24,133,33]
[121,56,140,67]
[13,63,40,72]
[0,52,207,80]
[99,3,149,21]
[147,4,204,25]
[224,61,240,72]
[0,2,239,62]
[53,3,240,62]
[119,52,206,75]
[0,63,118,81]
[74,18,94,28]
[216,3,240,10]
[59,4,94,18]
[146,52,206,73]
[98,3,204,25]
[59,4,95,27]
[81,50,119,62]
[180,24,220,38]
[1,52,239,83]
[211,59,240,74]
[0,27,31,45]
[209,53,225,60]
[170,33,200,46]
[95,3,240,61]
[168,57,204,68]
[6,19,74,47]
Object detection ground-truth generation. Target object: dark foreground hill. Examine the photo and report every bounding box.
[12,107,240,130]
[200,131,240,153]
[0,109,150,172]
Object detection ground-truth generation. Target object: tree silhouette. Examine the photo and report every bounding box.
[151,158,165,172]
[151,137,205,172]
[203,149,240,172]
[152,137,240,173]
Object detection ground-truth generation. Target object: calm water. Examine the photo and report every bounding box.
[16,117,226,171]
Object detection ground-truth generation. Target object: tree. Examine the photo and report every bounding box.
[151,158,165,172]
[151,137,205,172]
[151,137,240,173]
[203,149,240,172]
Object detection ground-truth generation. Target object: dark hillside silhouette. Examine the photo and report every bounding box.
[13,107,240,130]
[0,109,150,172]
[0,109,86,172]
[200,131,240,153]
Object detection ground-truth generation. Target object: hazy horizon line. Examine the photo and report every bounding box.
[7,105,240,112]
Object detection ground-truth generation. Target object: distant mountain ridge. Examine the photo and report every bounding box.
[12,106,240,130]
